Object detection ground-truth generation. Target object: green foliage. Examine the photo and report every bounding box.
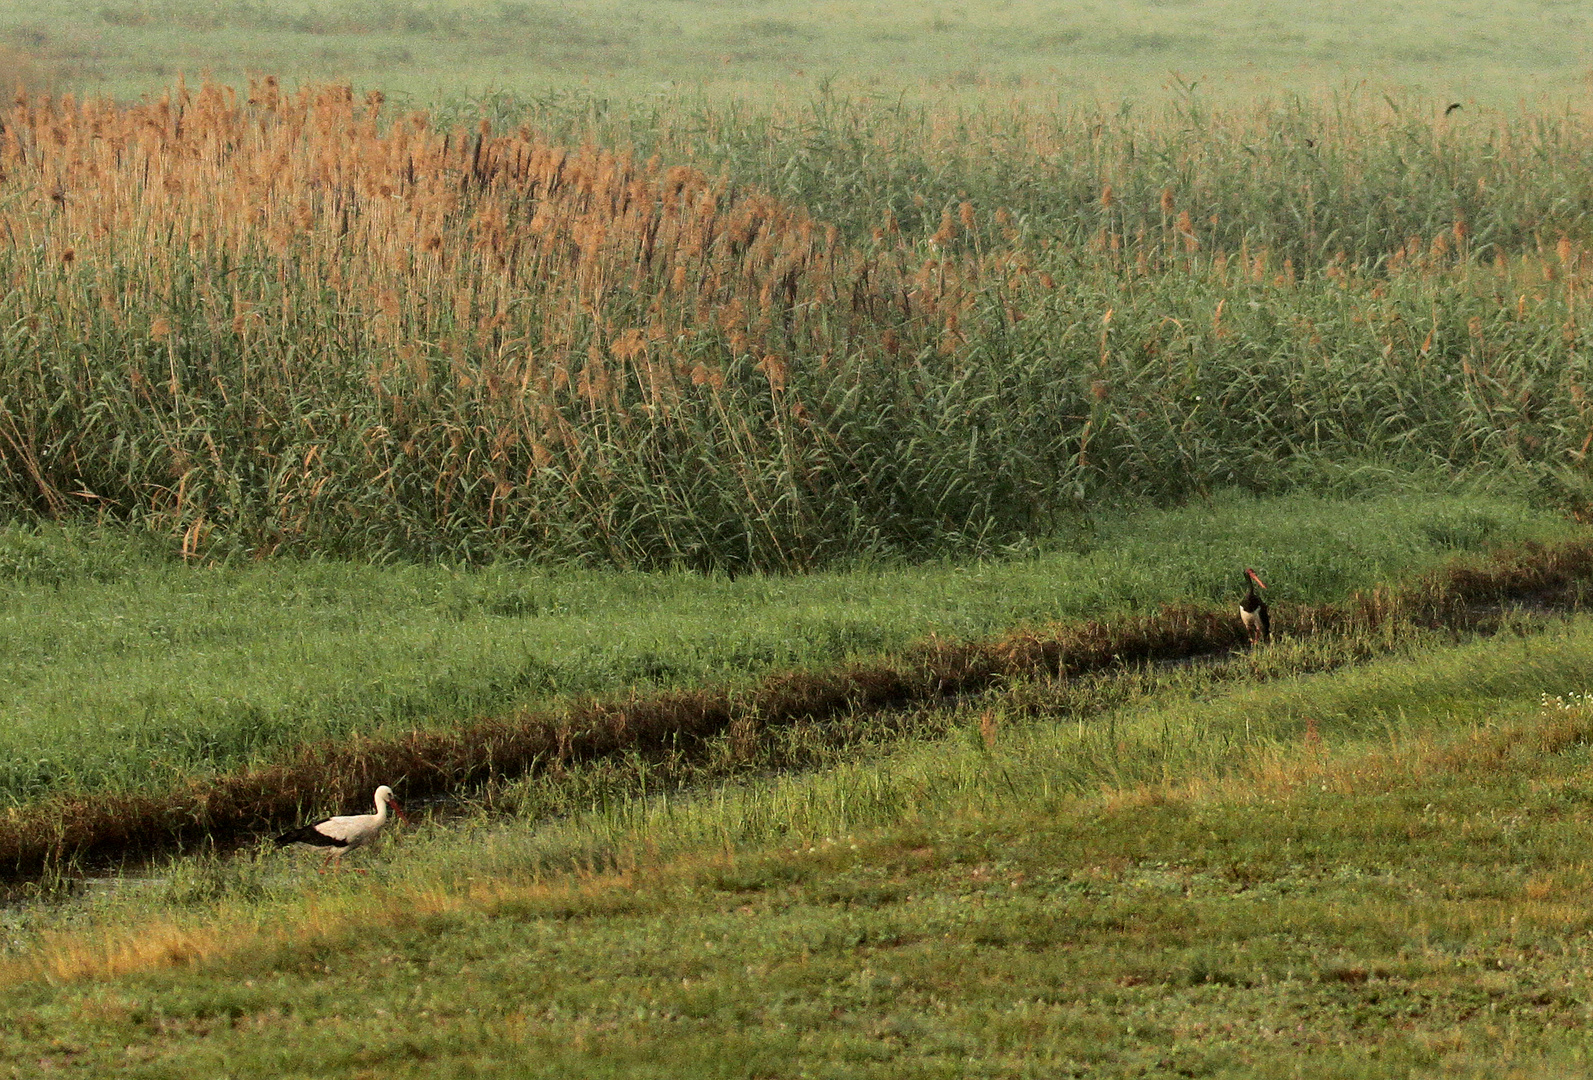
[0,522,156,586]
[7,257,1583,569]
[3,89,1593,569]
[0,493,1569,806]
[478,87,1593,263]
[0,261,1557,569]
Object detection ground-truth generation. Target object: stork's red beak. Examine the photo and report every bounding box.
[392,800,409,825]
[1245,568,1267,589]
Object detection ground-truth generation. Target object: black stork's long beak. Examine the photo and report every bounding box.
[1245,568,1267,590]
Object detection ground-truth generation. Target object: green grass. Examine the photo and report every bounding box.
[0,489,1570,806]
[462,603,1593,873]
[4,0,1588,105]
[8,608,1593,1076]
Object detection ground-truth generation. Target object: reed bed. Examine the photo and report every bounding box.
[1,82,1592,568]
[4,534,1591,883]
[478,88,1593,269]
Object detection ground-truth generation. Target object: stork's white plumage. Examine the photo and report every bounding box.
[275,785,405,872]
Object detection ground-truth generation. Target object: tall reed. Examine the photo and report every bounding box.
[0,81,1589,569]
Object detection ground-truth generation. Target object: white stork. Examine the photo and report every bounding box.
[274,785,406,872]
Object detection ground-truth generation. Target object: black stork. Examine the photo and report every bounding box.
[1240,568,1270,643]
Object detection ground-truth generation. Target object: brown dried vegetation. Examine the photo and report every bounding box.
[0,80,1011,568]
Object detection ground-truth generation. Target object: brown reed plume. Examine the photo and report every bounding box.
[0,79,1002,568]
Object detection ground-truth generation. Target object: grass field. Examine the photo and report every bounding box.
[6,615,1593,1076]
[0,490,1567,807]
[0,1,1591,1073]
[3,0,1589,105]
